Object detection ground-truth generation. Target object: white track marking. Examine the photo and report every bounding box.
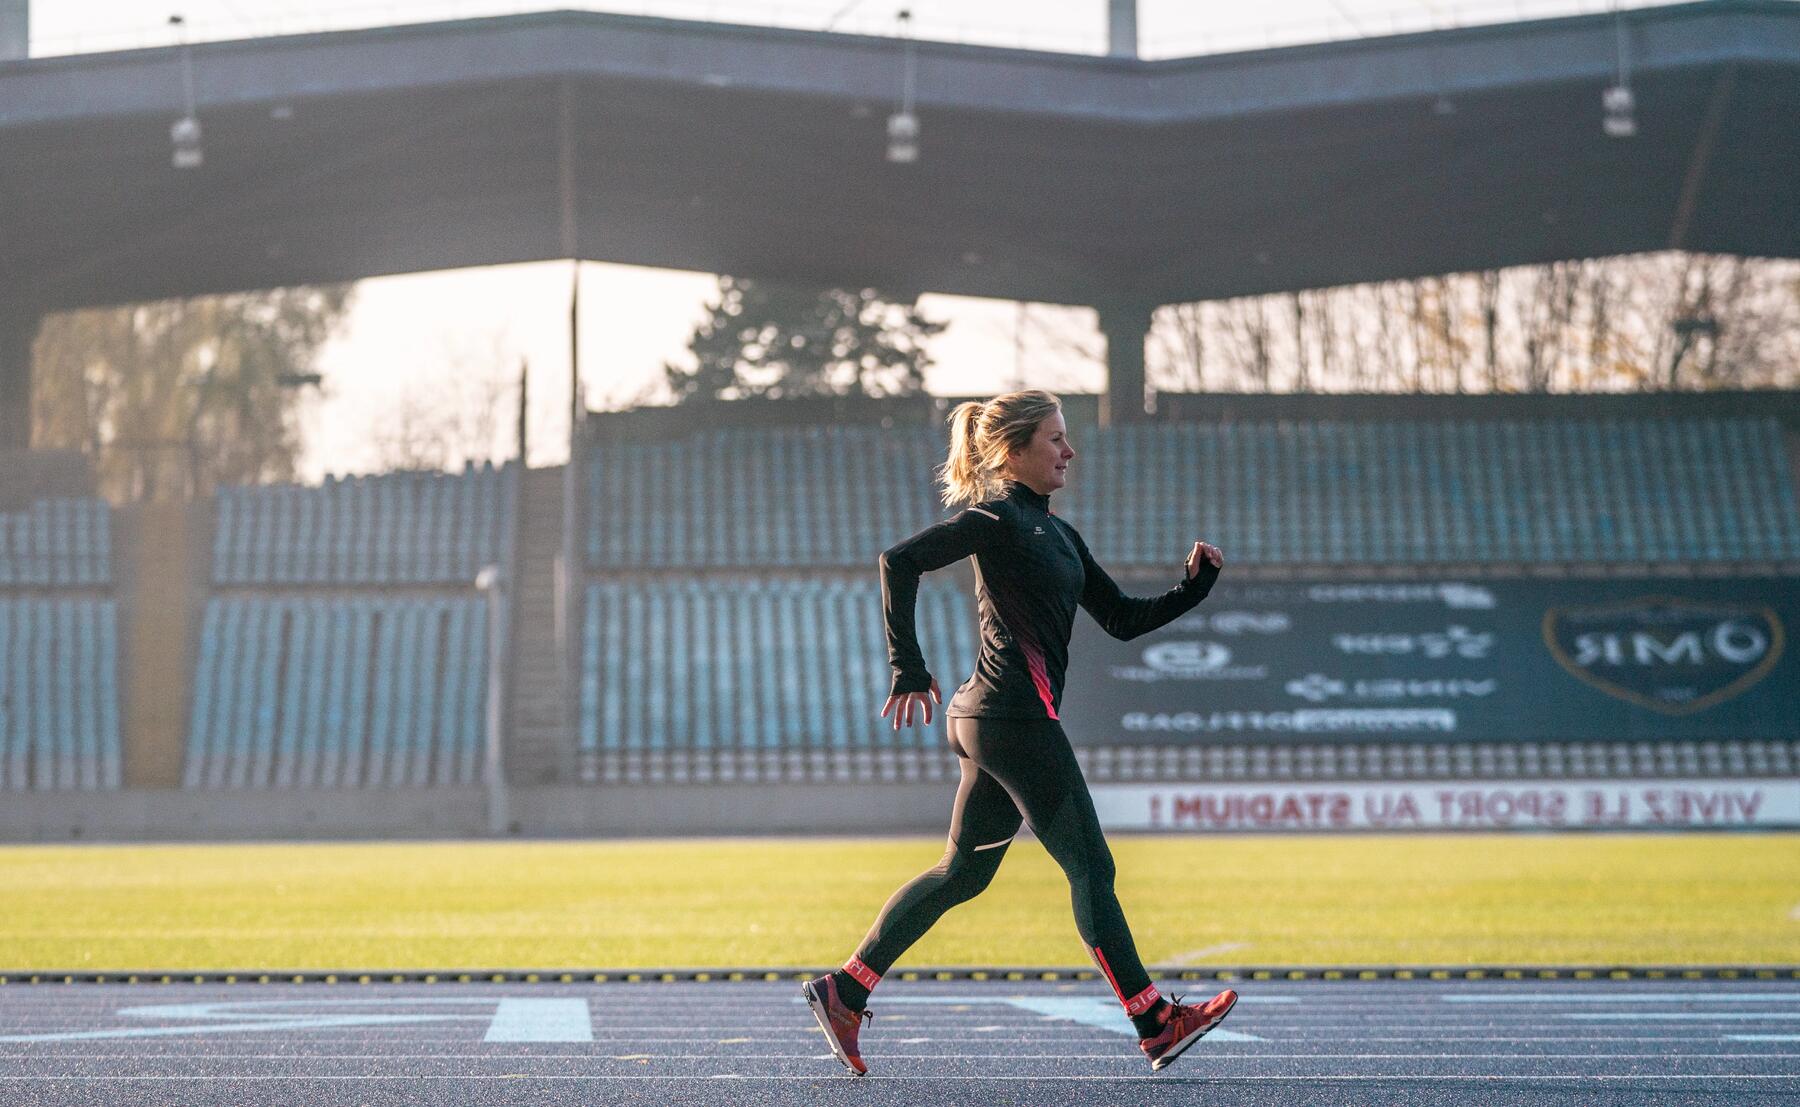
[3,1058,1785,1065]
[0,1074,1795,1082]
[484,999,592,1042]
[1565,1013,1800,1021]
[0,997,600,1044]
[1445,993,1800,1004]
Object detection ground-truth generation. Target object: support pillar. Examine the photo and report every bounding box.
[0,301,38,452]
[118,501,204,788]
[1107,0,1137,60]
[0,0,26,62]
[1098,300,1153,426]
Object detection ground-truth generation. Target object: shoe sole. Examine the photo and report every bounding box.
[1150,992,1238,1072]
[802,980,867,1077]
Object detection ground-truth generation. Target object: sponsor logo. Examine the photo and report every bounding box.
[1146,641,1230,673]
[1285,673,1498,703]
[1169,610,1292,635]
[1332,625,1494,660]
[1110,640,1266,682]
[1307,583,1496,609]
[1120,708,1456,734]
[1542,595,1785,715]
[1033,526,1045,534]
[1213,585,1306,604]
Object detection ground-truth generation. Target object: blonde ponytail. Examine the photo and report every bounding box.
[936,389,1061,508]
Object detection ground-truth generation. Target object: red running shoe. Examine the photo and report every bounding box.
[802,973,873,1076]
[1139,988,1238,1071]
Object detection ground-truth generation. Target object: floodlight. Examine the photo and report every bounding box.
[1602,84,1635,138]
[887,111,918,163]
[169,13,204,168]
[1603,7,1635,139]
[886,7,918,163]
[171,115,203,168]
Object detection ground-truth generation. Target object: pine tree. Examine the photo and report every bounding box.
[666,276,945,403]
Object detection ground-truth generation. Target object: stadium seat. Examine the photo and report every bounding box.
[209,463,517,586]
[579,576,976,778]
[183,595,490,789]
[583,418,1800,569]
[0,596,122,792]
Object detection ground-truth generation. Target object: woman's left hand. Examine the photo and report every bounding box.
[1186,540,1224,579]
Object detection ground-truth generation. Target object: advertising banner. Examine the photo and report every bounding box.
[1061,575,1798,745]
[1091,778,1800,831]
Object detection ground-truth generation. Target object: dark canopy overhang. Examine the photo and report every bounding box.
[1,1,1796,314]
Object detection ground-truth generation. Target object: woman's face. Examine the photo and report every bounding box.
[1003,408,1074,495]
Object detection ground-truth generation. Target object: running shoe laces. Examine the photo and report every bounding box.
[806,974,875,1076]
[1140,987,1238,1071]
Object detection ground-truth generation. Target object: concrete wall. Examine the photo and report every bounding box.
[1155,388,1800,428]
[115,501,210,788]
[582,390,1800,445]
[0,783,956,843]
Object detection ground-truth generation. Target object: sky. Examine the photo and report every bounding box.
[23,0,1668,480]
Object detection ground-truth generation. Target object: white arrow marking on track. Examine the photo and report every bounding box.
[0,997,593,1044]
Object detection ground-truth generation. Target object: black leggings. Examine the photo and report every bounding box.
[849,715,1160,1013]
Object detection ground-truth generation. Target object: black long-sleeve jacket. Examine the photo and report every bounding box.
[880,479,1220,720]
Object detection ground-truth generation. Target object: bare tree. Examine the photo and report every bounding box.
[1477,269,1502,392]
[33,286,353,501]
[1144,252,1800,396]
[363,330,519,473]
[1150,302,1207,392]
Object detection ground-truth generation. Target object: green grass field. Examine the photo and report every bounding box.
[3,834,1795,970]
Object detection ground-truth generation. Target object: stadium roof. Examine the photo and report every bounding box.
[0,0,1796,314]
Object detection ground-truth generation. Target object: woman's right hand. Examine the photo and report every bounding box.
[881,679,942,730]
[1187,540,1224,577]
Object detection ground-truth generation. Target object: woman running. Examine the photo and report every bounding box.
[804,389,1238,1075]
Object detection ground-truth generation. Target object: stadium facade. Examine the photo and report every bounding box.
[2,2,1799,444]
[1,6,1798,838]
[2,389,1797,840]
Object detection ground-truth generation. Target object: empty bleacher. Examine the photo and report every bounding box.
[579,575,976,783]
[183,463,515,789]
[583,418,1800,568]
[1072,417,1800,565]
[571,412,1800,786]
[0,596,122,790]
[0,495,121,791]
[185,595,490,789]
[213,462,516,585]
[0,497,112,586]
[140,411,1800,792]
[585,426,941,569]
